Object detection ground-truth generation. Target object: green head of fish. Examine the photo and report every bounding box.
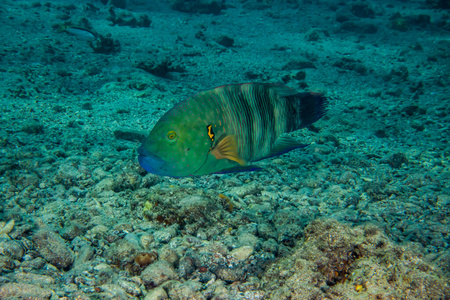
[138,101,212,177]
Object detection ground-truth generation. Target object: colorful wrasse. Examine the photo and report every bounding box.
[138,83,327,177]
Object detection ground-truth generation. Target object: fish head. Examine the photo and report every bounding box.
[138,115,212,177]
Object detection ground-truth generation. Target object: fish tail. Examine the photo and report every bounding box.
[288,92,328,130]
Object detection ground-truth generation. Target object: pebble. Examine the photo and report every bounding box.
[94,178,117,193]
[14,272,55,285]
[105,238,140,265]
[237,233,260,248]
[140,260,179,287]
[140,234,154,249]
[178,256,196,279]
[118,279,142,296]
[437,194,450,206]
[257,223,277,240]
[167,280,205,300]
[159,247,179,265]
[99,283,131,299]
[32,229,74,269]
[215,267,245,282]
[144,286,169,300]
[0,283,53,299]
[0,256,15,270]
[55,164,81,187]
[74,244,94,267]
[0,239,24,260]
[0,219,15,235]
[230,183,261,198]
[154,225,178,243]
[229,246,254,261]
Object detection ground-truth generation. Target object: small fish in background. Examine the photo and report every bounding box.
[138,83,328,177]
[57,24,98,40]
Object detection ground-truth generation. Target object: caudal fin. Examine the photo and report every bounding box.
[290,92,328,130]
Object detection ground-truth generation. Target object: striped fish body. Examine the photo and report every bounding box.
[138,83,327,177]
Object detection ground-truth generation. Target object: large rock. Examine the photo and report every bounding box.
[32,229,74,269]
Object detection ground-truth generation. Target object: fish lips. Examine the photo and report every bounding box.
[138,145,167,175]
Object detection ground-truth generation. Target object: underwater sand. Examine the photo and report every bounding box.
[0,0,449,299]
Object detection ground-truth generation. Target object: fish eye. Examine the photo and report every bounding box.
[167,131,177,141]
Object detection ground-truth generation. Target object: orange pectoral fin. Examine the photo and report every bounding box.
[210,135,246,166]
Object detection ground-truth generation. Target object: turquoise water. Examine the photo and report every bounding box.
[0,0,449,299]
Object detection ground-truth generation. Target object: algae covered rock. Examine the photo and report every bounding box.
[32,229,74,269]
[261,219,450,299]
[140,260,179,288]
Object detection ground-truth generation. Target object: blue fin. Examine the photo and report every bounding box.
[216,165,263,174]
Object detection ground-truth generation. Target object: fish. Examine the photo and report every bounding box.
[58,25,97,40]
[138,83,327,177]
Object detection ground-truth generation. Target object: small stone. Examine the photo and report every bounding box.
[105,238,140,266]
[20,257,46,270]
[94,263,113,273]
[0,283,53,299]
[215,267,245,282]
[144,286,168,300]
[118,279,141,296]
[313,144,332,155]
[154,225,177,243]
[0,219,15,235]
[339,171,356,184]
[178,256,195,279]
[94,178,117,193]
[159,248,178,265]
[98,283,130,298]
[229,246,254,261]
[257,223,277,240]
[140,260,179,287]
[89,225,109,236]
[166,281,204,299]
[74,245,94,267]
[237,233,260,248]
[140,234,154,249]
[14,272,55,285]
[32,229,74,269]
[61,223,84,240]
[262,239,279,254]
[437,194,450,207]
[0,256,15,271]
[230,183,261,198]
[55,164,81,187]
[0,239,24,260]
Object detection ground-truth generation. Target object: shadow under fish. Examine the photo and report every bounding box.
[138,83,328,177]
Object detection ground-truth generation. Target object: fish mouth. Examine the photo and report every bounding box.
[138,146,167,175]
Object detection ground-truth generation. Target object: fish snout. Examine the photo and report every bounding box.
[138,146,166,174]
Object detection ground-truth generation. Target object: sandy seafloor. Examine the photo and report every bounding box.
[0,0,449,299]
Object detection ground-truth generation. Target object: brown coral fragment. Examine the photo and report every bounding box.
[134,252,158,268]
